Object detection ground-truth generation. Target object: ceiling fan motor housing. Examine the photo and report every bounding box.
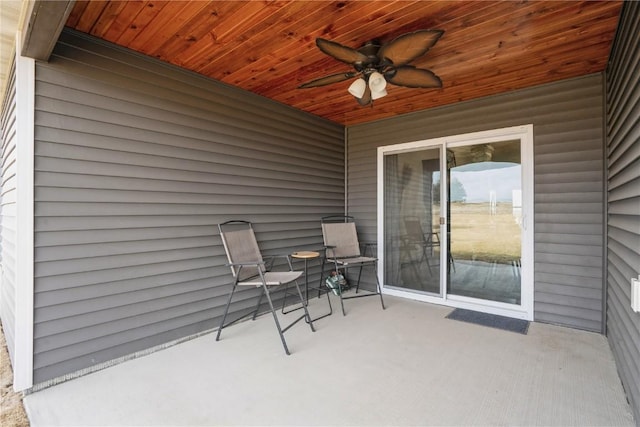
[355,40,388,78]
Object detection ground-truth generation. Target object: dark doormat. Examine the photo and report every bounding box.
[446,308,529,334]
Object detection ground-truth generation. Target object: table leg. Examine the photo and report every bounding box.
[282,253,332,321]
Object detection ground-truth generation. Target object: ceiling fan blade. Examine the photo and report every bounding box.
[316,38,369,65]
[377,29,444,67]
[299,72,358,88]
[355,85,372,106]
[386,66,442,88]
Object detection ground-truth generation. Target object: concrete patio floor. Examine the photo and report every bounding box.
[24,294,634,426]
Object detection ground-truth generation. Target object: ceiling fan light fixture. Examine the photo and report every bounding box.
[368,71,386,92]
[371,87,387,100]
[348,78,367,98]
[368,71,387,100]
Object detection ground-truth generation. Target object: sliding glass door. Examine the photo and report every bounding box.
[378,125,533,320]
[383,147,442,295]
[446,141,522,305]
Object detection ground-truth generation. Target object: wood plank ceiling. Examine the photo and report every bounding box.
[65,1,622,126]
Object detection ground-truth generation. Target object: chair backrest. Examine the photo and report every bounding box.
[218,221,264,281]
[404,218,439,247]
[321,216,361,258]
[404,219,426,243]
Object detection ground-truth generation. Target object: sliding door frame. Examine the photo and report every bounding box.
[377,124,534,320]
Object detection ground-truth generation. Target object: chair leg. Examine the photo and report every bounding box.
[280,281,294,314]
[216,281,238,341]
[319,256,333,316]
[374,263,386,310]
[331,259,347,316]
[356,265,363,293]
[318,254,327,296]
[421,246,432,275]
[407,245,421,282]
[312,256,333,318]
[323,288,333,316]
[260,283,291,355]
[292,280,315,332]
[252,287,265,320]
[281,255,303,314]
[284,256,296,311]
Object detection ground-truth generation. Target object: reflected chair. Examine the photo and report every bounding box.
[403,219,440,275]
[216,220,315,355]
[403,218,455,275]
[319,215,385,315]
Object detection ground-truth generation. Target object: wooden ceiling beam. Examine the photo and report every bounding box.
[21,0,75,61]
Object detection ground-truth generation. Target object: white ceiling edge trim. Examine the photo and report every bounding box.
[0,0,30,100]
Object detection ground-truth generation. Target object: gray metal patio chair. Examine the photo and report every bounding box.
[216,220,315,355]
[319,215,385,315]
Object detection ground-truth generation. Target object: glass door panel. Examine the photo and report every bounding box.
[383,148,441,295]
[446,140,522,305]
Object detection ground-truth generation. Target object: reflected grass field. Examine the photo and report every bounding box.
[446,202,521,264]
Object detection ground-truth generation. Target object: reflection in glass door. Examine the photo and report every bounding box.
[446,141,522,305]
[383,148,442,295]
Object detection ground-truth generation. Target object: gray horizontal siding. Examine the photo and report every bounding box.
[32,29,344,383]
[605,1,640,421]
[0,56,18,365]
[347,73,606,332]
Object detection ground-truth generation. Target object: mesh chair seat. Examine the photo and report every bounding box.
[240,271,303,286]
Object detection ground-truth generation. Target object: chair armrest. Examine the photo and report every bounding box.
[322,245,337,259]
[226,261,265,267]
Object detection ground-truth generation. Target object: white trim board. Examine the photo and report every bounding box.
[13,30,35,391]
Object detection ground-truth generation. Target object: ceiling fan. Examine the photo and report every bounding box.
[299,29,444,106]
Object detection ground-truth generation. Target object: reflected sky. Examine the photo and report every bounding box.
[452,162,520,203]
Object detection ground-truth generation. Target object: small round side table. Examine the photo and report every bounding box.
[291,251,320,303]
[289,250,332,321]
